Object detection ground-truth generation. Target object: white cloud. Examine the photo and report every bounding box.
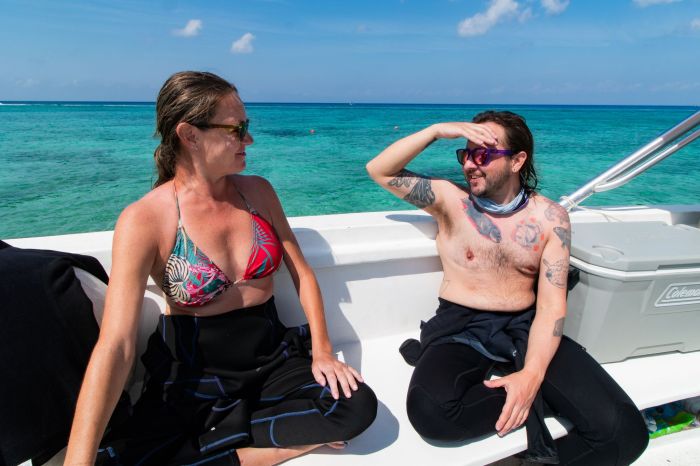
[541,0,569,15]
[231,33,255,54]
[633,0,681,7]
[692,18,700,29]
[457,0,519,37]
[519,7,534,22]
[172,19,202,37]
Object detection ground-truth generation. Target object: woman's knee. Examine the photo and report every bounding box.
[338,382,378,439]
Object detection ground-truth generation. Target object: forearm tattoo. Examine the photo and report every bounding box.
[553,226,571,250]
[389,169,436,208]
[512,219,543,251]
[462,198,502,243]
[543,258,567,289]
[553,317,565,337]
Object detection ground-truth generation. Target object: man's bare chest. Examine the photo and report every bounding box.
[437,198,545,275]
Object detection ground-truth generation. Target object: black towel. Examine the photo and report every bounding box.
[0,240,112,465]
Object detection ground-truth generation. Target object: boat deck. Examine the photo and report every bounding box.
[10,205,700,465]
[35,332,700,466]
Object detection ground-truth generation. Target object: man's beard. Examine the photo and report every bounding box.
[466,164,511,199]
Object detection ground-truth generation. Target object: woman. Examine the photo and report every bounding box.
[65,71,377,466]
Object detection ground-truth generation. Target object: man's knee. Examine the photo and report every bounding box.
[407,385,467,441]
[613,403,648,465]
[581,402,648,464]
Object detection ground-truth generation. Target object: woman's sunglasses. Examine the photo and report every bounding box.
[196,118,250,140]
[456,147,513,166]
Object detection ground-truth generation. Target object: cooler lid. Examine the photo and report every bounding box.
[571,222,700,272]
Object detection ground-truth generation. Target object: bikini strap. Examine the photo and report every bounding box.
[173,183,183,228]
[233,182,259,215]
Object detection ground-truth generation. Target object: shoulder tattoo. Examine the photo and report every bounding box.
[543,258,567,289]
[389,169,436,208]
[462,198,502,243]
[545,201,570,226]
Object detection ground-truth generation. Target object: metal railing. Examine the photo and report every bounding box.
[559,110,700,211]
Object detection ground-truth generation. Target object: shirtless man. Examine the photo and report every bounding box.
[367,111,648,464]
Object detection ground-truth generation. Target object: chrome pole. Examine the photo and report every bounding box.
[560,111,700,211]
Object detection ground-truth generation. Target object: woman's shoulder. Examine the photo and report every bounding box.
[232,174,274,192]
[116,183,175,236]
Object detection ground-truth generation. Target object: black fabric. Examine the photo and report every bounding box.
[0,241,110,466]
[404,300,649,465]
[400,298,557,463]
[97,297,377,466]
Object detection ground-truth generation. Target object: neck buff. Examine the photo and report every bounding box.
[472,187,529,214]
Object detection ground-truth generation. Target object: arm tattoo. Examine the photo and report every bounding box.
[387,169,414,188]
[543,258,567,289]
[389,169,436,208]
[405,177,435,208]
[462,198,502,243]
[553,226,571,250]
[553,317,565,337]
[512,219,543,251]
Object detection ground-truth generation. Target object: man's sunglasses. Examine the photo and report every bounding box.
[196,118,250,140]
[456,147,513,166]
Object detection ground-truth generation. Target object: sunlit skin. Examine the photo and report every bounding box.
[65,92,362,466]
[367,119,569,438]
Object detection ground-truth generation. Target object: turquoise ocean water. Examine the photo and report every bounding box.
[1,102,698,239]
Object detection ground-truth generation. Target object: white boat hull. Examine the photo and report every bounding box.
[8,205,700,465]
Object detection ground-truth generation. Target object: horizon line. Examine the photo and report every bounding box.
[1,100,700,109]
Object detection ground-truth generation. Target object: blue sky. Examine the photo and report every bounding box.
[2,0,699,104]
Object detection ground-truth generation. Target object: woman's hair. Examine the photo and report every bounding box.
[472,110,538,195]
[153,71,238,188]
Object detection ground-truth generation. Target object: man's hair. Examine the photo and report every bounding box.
[472,110,537,195]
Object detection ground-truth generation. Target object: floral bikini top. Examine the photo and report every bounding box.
[162,186,283,307]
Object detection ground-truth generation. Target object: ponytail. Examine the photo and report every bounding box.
[153,144,177,188]
[151,71,238,190]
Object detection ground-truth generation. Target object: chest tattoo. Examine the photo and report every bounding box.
[512,218,544,251]
[462,198,502,243]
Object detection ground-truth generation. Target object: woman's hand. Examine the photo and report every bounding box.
[430,122,499,146]
[311,351,364,400]
[483,368,543,436]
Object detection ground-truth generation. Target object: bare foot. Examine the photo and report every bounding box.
[237,444,318,466]
[237,441,348,465]
[325,441,348,450]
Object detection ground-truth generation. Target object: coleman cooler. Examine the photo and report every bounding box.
[564,221,700,363]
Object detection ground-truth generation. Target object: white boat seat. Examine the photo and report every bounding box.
[69,266,700,466]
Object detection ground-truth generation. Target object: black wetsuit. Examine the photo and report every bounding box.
[97,297,377,466]
[403,298,649,466]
